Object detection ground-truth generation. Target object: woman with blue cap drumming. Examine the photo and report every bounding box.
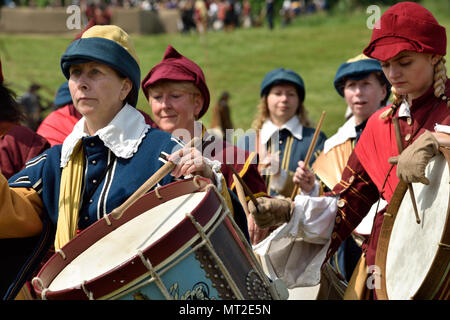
[0,25,221,300]
[239,67,327,199]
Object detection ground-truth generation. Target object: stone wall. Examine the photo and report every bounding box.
[0,7,180,34]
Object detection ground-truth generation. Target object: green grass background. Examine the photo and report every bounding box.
[0,0,448,137]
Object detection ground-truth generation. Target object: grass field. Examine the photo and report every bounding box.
[0,0,449,137]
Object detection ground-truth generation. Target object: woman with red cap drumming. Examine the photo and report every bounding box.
[141,45,271,245]
[248,2,449,299]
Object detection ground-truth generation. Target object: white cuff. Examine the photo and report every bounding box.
[203,157,224,192]
[300,180,320,197]
[291,195,338,244]
[434,123,450,134]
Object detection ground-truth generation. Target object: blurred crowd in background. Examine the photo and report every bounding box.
[2,0,329,33]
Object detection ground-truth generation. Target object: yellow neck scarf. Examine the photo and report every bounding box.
[54,141,85,250]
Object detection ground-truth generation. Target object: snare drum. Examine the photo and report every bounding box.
[376,148,450,300]
[32,177,282,300]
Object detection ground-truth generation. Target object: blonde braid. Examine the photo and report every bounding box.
[433,56,450,107]
[379,86,404,119]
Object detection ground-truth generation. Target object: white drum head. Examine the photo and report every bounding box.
[385,155,449,299]
[49,192,207,291]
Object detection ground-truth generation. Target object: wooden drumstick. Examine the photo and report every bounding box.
[233,174,250,217]
[392,117,421,224]
[290,111,326,200]
[110,137,201,220]
[227,164,259,211]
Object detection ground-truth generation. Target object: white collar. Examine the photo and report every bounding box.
[260,116,303,145]
[323,115,356,154]
[60,104,150,168]
[398,99,411,118]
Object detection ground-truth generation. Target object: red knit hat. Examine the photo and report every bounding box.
[141,45,210,119]
[363,2,446,62]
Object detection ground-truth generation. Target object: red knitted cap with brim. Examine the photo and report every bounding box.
[363,2,446,61]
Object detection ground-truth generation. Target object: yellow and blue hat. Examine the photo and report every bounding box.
[60,25,140,107]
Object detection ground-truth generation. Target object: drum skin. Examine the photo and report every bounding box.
[376,148,450,300]
[32,178,276,300]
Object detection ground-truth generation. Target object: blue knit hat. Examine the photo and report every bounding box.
[334,54,391,102]
[53,81,72,107]
[260,68,305,102]
[60,25,141,107]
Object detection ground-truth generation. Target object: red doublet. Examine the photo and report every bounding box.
[0,121,50,179]
[326,80,450,269]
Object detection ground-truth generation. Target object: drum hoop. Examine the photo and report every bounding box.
[375,147,450,300]
[34,177,222,300]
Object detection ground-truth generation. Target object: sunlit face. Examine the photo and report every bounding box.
[380,51,438,100]
[148,82,203,135]
[266,83,300,126]
[68,61,131,132]
[343,73,387,124]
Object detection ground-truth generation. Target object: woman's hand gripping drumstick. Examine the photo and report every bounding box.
[227,164,272,244]
[110,137,210,220]
[227,164,259,211]
[290,111,326,200]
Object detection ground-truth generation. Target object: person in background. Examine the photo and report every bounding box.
[238,67,327,199]
[209,91,233,139]
[141,45,270,245]
[0,58,50,179]
[17,83,43,131]
[265,0,274,30]
[36,82,82,147]
[0,58,50,300]
[297,54,391,299]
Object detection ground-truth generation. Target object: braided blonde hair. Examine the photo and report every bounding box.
[380,55,449,119]
[433,57,450,107]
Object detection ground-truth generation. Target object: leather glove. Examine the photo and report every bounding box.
[388,130,440,185]
[248,196,294,229]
